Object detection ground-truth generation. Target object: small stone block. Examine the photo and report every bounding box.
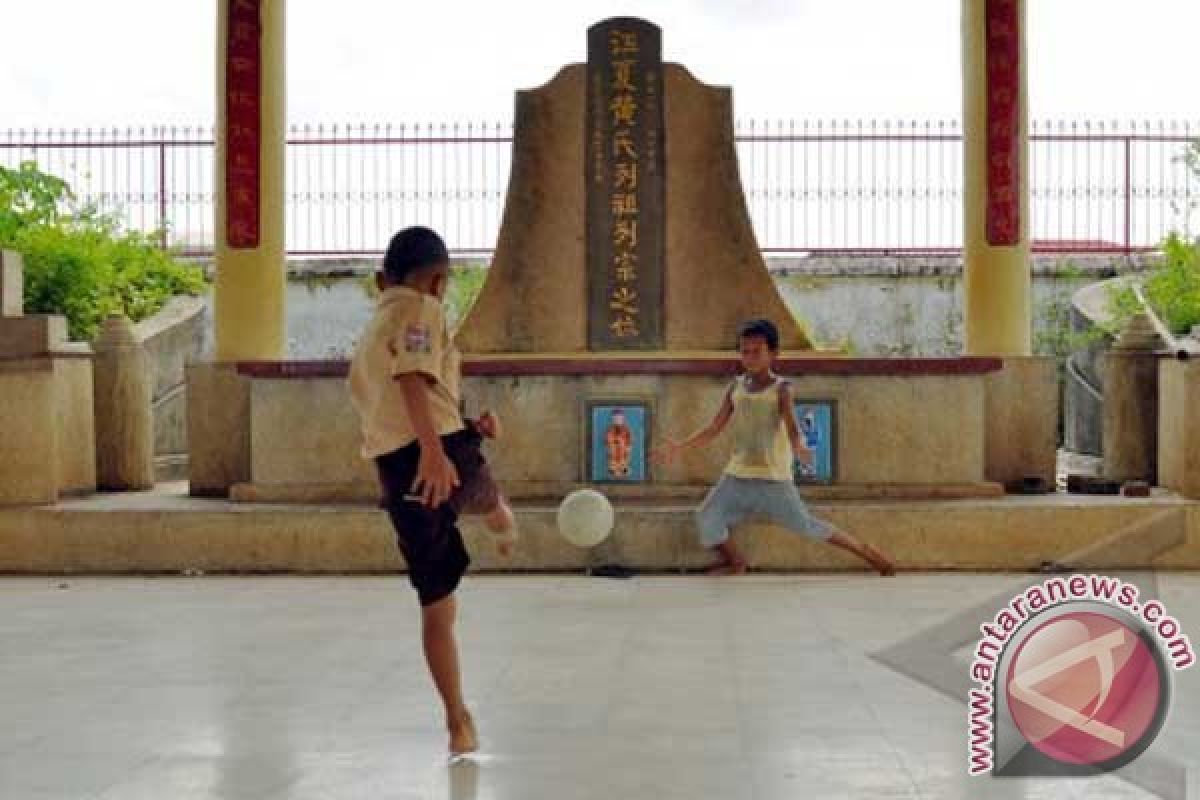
[1122,481,1151,498]
[1086,479,1122,496]
[0,315,68,357]
[0,250,23,318]
[1005,475,1051,495]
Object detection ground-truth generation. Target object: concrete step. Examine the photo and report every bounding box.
[0,484,1196,574]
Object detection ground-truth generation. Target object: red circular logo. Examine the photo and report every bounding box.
[1005,611,1163,766]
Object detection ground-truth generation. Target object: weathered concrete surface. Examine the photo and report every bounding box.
[456,66,588,354]
[0,485,1196,573]
[0,315,68,358]
[279,260,1097,360]
[0,250,22,318]
[983,356,1059,487]
[456,64,808,353]
[54,353,97,495]
[1103,351,1160,483]
[93,317,155,491]
[249,377,373,489]
[0,361,58,506]
[135,296,208,458]
[227,370,990,503]
[0,261,96,503]
[185,362,251,496]
[1159,358,1200,499]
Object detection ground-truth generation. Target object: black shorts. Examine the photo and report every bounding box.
[375,425,500,607]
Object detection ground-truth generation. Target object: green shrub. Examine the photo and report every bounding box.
[1103,138,1200,338]
[1104,279,1142,334]
[1106,234,1200,338]
[0,162,206,341]
[359,262,488,329]
[445,264,487,327]
[1143,234,1200,335]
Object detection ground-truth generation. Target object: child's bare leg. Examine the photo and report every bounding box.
[483,496,517,558]
[827,530,896,577]
[707,540,747,575]
[421,594,478,754]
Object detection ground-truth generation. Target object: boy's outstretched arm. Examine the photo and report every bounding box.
[778,381,813,463]
[652,384,735,465]
[396,373,461,507]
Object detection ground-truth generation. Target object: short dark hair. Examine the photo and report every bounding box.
[382,226,449,283]
[738,318,780,351]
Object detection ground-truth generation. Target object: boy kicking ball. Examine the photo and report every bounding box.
[349,226,518,755]
[653,318,895,577]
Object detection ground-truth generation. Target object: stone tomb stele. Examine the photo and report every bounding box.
[456,17,809,354]
[193,18,1053,504]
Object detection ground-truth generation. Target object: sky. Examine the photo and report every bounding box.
[2,0,1198,127]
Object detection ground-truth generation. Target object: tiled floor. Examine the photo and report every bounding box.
[1,574,1197,799]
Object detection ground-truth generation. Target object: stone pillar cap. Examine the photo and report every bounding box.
[1112,312,1167,352]
[93,314,141,350]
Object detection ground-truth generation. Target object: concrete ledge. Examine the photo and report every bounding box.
[1,485,1196,573]
[0,357,53,373]
[0,315,68,358]
[230,480,1006,505]
[235,355,1004,378]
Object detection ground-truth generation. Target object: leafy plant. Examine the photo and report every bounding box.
[0,162,206,341]
[0,161,73,237]
[1105,234,1200,337]
[1104,281,1144,336]
[1034,294,1105,359]
[358,262,488,330]
[1143,234,1200,335]
[445,263,487,328]
[1102,134,1200,338]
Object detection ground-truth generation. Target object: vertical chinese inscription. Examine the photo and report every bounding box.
[586,18,665,350]
[225,0,262,249]
[985,0,1020,247]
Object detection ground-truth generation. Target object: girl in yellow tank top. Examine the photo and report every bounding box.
[652,319,896,576]
[726,375,796,482]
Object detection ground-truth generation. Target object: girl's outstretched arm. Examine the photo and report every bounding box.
[652,383,735,465]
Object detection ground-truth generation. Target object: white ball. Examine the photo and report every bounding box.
[556,489,615,548]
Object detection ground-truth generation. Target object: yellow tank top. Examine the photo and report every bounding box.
[726,376,795,482]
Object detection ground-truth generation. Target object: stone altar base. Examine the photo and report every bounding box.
[189,355,1056,504]
[1,482,1197,573]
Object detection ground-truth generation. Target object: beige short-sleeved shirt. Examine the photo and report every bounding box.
[349,286,464,459]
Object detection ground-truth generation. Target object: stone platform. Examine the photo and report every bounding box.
[1,483,1198,574]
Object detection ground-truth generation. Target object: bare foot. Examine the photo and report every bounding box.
[495,533,516,559]
[705,558,748,576]
[486,502,517,558]
[448,711,479,756]
[863,543,896,577]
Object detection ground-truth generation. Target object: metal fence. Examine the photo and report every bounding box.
[2,120,1196,257]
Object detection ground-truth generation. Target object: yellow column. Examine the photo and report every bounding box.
[214,0,286,361]
[962,0,1031,356]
